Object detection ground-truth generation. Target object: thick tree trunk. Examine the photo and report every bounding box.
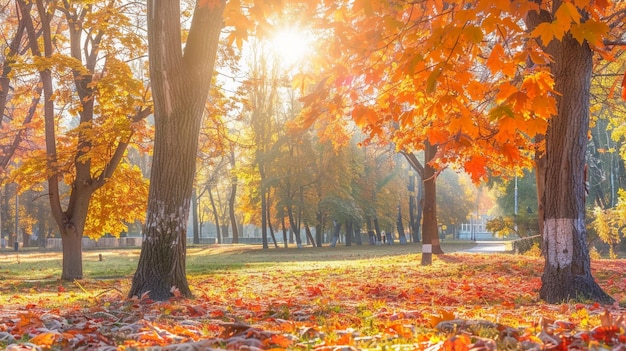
[59,191,92,280]
[345,220,353,246]
[129,0,224,300]
[422,141,442,265]
[537,19,612,303]
[373,217,382,244]
[61,227,83,280]
[353,224,362,245]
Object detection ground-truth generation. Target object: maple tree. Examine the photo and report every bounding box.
[8,0,151,280]
[294,0,625,302]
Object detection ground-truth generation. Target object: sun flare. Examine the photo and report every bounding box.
[269,27,311,69]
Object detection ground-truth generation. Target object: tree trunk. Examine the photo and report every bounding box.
[61,226,83,280]
[208,185,222,244]
[192,188,200,245]
[415,176,424,243]
[267,201,278,248]
[129,0,225,300]
[366,217,375,245]
[534,5,612,303]
[315,211,323,247]
[261,189,268,248]
[408,174,418,243]
[353,224,362,245]
[304,222,316,247]
[330,221,341,247]
[422,141,442,265]
[397,202,407,244]
[229,150,239,243]
[535,136,546,241]
[345,220,353,246]
[373,217,382,244]
[281,216,288,248]
[287,205,302,248]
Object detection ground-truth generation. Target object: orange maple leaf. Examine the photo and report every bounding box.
[30,332,58,347]
[464,156,488,183]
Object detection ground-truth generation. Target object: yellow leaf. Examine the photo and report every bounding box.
[531,22,566,46]
[429,309,456,328]
[30,332,58,347]
[570,20,609,46]
[555,1,581,25]
[463,25,483,44]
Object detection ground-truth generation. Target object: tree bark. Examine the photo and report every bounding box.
[281,216,288,248]
[330,221,341,247]
[353,223,363,245]
[192,189,200,244]
[287,205,302,248]
[304,221,317,247]
[422,140,442,265]
[534,135,546,240]
[373,217,382,244]
[366,217,375,245]
[129,0,225,300]
[229,150,239,243]
[208,185,221,244]
[267,199,278,248]
[530,2,613,304]
[315,211,323,247]
[261,188,268,248]
[397,202,407,244]
[345,220,353,246]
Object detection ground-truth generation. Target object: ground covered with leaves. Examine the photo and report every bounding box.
[0,249,625,350]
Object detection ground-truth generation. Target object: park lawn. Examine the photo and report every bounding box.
[0,244,624,350]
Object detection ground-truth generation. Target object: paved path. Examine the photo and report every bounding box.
[464,241,508,253]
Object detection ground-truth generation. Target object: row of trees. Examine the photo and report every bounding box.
[1,0,625,302]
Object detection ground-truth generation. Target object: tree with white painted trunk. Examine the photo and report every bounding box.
[527,1,614,304]
[128,0,225,300]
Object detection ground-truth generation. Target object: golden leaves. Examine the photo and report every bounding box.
[351,105,378,128]
[530,1,609,46]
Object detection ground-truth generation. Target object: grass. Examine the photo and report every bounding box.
[0,242,474,307]
[0,242,624,350]
[0,241,475,281]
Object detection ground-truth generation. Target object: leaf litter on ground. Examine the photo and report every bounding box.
[0,251,625,350]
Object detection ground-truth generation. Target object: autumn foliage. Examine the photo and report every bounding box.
[0,249,624,350]
[295,0,625,181]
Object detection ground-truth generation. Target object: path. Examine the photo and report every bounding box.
[463,241,508,253]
